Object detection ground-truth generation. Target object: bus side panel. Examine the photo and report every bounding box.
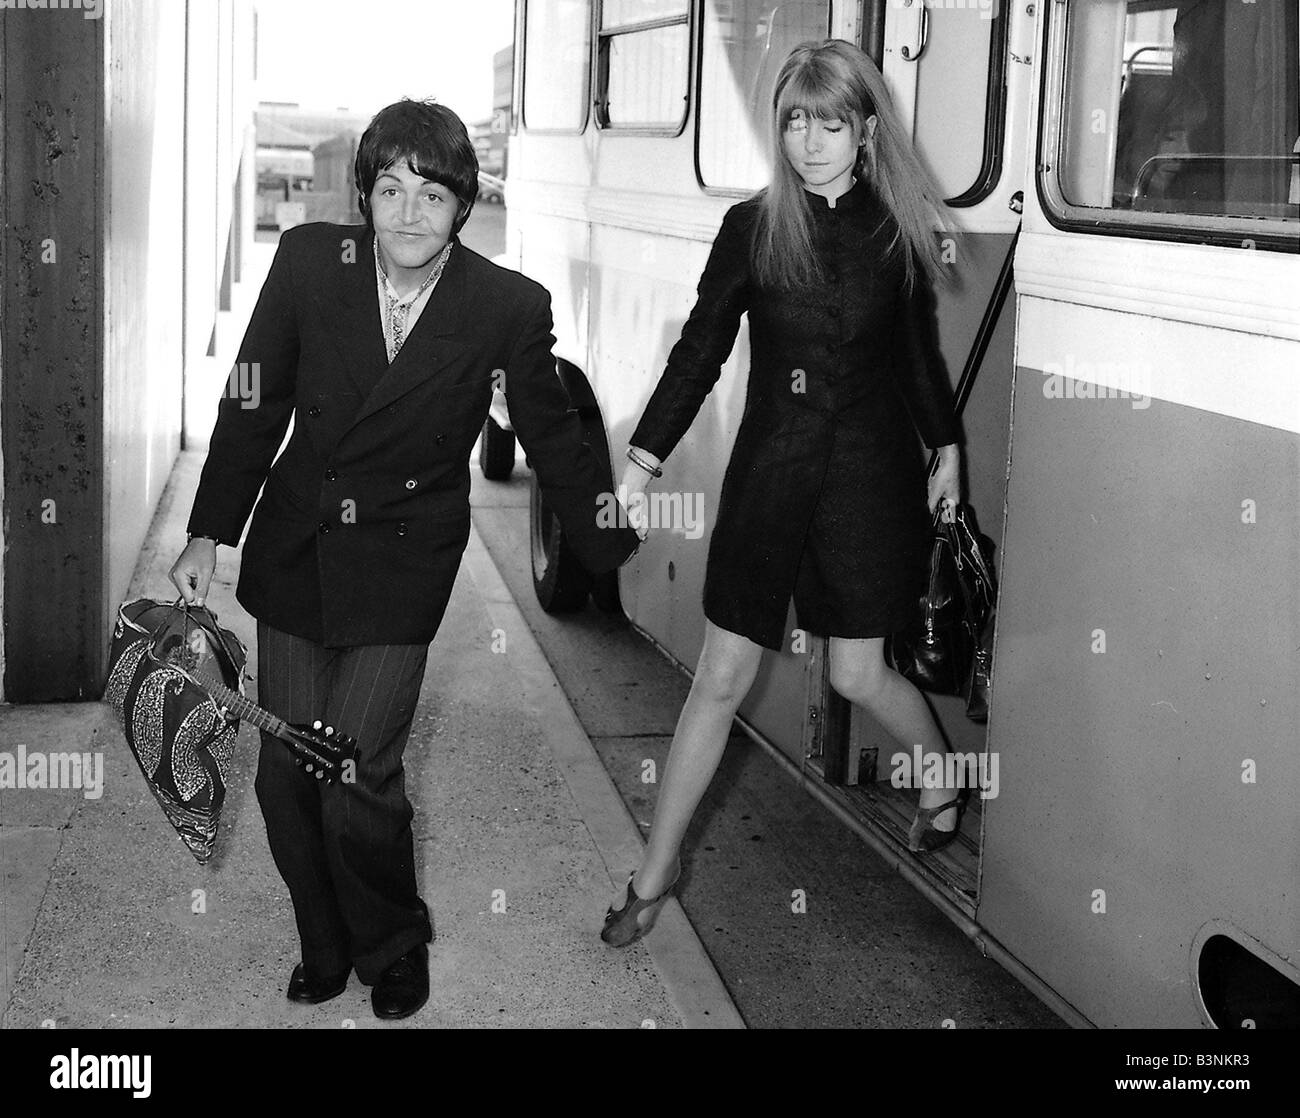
[978,365,1300,1028]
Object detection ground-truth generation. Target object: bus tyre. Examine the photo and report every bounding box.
[530,475,593,612]
[479,417,516,480]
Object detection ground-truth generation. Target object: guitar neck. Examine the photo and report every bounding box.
[203,678,290,739]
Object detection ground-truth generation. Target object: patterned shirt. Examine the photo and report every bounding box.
[374,235,453,363]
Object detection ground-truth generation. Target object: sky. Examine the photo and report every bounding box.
[253,0,515,124]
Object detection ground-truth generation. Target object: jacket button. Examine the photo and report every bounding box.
[828,306,841,318]
[435,434,447,445]
[405,479,417,490]
[824,343,836,355]
[318,521,331,534]
[308,406,321,418]
[396,521,409,536]
[324,468,337,482]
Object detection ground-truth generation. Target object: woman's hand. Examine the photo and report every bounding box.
[927,444,961,524]
[619,448,661,541]
[169,538,217,607]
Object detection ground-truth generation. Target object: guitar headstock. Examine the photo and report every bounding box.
[286,721,358,784]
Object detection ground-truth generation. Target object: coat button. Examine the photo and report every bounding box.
[396,521,409,536]
[405,479,417,490]
[435,434,446,445]
[318,521,331,534]
[824,343,836,355]
[308,406,321,418]
[324,468,337,482]
[828,306,841,318]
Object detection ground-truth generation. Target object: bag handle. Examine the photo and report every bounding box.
[165,598,245,682]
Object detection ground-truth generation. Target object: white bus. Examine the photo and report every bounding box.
[489,0,1300,1028]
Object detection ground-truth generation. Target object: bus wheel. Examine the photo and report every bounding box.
[479,417,516,480]
[530,474,592,612]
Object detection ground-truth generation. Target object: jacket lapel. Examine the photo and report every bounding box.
[349,235,470,427]
[326,227,390,399]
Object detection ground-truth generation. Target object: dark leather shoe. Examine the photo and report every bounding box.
[287,963,350,1004]
[371,944,429,1020]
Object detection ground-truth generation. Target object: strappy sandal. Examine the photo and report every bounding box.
[600,862,681,948]
[908,792,969,854]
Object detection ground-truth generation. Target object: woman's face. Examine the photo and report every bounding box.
[782,108,860,195]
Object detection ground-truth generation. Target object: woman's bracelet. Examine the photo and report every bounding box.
[626,448,663,479]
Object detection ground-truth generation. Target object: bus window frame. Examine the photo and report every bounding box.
[520,0,595,136]
[595,1,693,136]
[942,1,1010,208]
[691,0,833,197]
[690,0,1010,205]
[1036,0,1300,254]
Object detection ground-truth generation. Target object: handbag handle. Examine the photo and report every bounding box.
[164,598,245,680]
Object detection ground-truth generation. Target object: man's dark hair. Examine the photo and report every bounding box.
[354,99,479,232]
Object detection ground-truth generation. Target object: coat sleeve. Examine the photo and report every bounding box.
[505,289,640,573]
[628,203,753,462]
[187,230,302,545]
[890,275,961,450]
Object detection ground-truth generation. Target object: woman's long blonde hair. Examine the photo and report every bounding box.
[753,39,949,292]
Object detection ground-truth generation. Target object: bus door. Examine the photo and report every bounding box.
[810,1,1026,910]
[981,0,1300,1026]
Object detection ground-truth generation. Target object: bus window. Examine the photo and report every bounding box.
[911,1,1006,204]
[697,0,832,192]
[597,0,690,130]
[1051,0,1299,229]
[523,0,593,132]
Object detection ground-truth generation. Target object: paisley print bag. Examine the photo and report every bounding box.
[103,599,247,864]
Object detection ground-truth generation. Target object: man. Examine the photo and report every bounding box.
[170,99,639,1019]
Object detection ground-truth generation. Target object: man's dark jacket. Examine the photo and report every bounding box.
[189,222,637,646]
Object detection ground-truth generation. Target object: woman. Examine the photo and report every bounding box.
[603,40,965,948]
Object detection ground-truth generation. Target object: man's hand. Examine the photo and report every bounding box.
[169,538,217,607]
[618,455,658,541]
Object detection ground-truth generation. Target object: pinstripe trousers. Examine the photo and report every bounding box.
[254,621,433,984]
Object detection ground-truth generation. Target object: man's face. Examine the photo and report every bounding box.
[369,160,461,276]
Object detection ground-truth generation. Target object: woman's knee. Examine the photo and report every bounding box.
[693,626,763,705]
[828,639,890,705]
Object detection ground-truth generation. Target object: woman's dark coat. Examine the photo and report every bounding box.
[630,180,960,650]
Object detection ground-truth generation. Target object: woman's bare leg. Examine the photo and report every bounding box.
[631,620,765,899]
[827,636,960,831]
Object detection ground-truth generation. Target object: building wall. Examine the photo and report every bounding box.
[0,0,254,702]
[102,0,187,659]
[182,0,257,451]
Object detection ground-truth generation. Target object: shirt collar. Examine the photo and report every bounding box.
[374,234,452,304]
[803,176,871,213]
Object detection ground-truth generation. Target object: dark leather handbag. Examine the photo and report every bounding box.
[104,599,247,864]
[886,503,997,722]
